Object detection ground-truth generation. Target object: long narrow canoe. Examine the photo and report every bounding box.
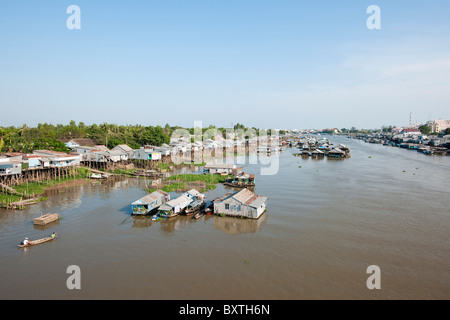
[18,234,57,248]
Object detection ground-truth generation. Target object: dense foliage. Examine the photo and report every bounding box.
[0,121,174,153]
[0,122,262,154]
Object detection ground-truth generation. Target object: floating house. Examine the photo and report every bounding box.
[131,190,170,215]
[311,149,325,158]
[158,189,200,218]
[337,144,350,153]
[203,163,237,175]
[224,172,255,188]
[213,188,267,219]
[327,148,349,158]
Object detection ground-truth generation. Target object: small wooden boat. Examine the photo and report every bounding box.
[18,233,57,248]
[159,211,179,218]
[89,173,106,179]
[193,211,204,219]
[185,200,205,216]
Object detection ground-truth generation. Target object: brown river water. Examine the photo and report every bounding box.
[0,136,449,300]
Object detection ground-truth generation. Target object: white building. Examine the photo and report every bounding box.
[213,188,267,219]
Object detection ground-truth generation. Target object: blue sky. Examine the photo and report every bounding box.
[0,0,449,129]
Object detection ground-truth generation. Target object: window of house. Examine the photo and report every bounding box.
[225,204,230,210]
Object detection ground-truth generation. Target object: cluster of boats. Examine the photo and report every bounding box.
[292,137,350,158]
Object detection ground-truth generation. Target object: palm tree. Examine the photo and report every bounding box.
[100,122,109,147]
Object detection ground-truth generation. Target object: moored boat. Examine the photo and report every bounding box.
[89,173,107,179]
[185,199,205,216]
[159,210,179,218]
[193,211,205,219]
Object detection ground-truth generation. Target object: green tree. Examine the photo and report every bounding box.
[419,125,431,135]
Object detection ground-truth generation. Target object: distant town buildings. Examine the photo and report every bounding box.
[426,119,450,133]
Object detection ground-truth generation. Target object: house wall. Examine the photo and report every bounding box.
[156,148,171,156]
[214,198,253,218]
[254,203,266,219]
[134,149,151,160]
[151,152,161,160]
[28,158,41,168]
[133,149,162,160]
[214,197,266,219]
[207,167,233,175]
[0,163,22,175]
[109,155,121,162]
[75,147,92,154]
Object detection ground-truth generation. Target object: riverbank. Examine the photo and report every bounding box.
[349,132,450,155]
[0,167,91,209]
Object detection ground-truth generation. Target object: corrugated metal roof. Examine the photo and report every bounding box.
[216,188,267,209]
[69,138,96,147]
[132,190,168,205]
[232,188,255,204]
[247,196,267,208]
[159,194,192,211]
[186,189,201,197]
[236,172,255,179]
[94,145,110,152]
[329,148,345,154]
[113,144,134,152]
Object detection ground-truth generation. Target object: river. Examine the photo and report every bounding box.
[0,136,449,299]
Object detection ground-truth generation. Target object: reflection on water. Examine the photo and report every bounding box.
[213,214,268,234]
[0,136,449,300]
[33,221,60,231]
[129,211,267,235]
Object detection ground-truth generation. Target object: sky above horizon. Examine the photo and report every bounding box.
[1,0,449,129]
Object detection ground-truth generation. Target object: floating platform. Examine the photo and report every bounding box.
[33,213,60,226]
